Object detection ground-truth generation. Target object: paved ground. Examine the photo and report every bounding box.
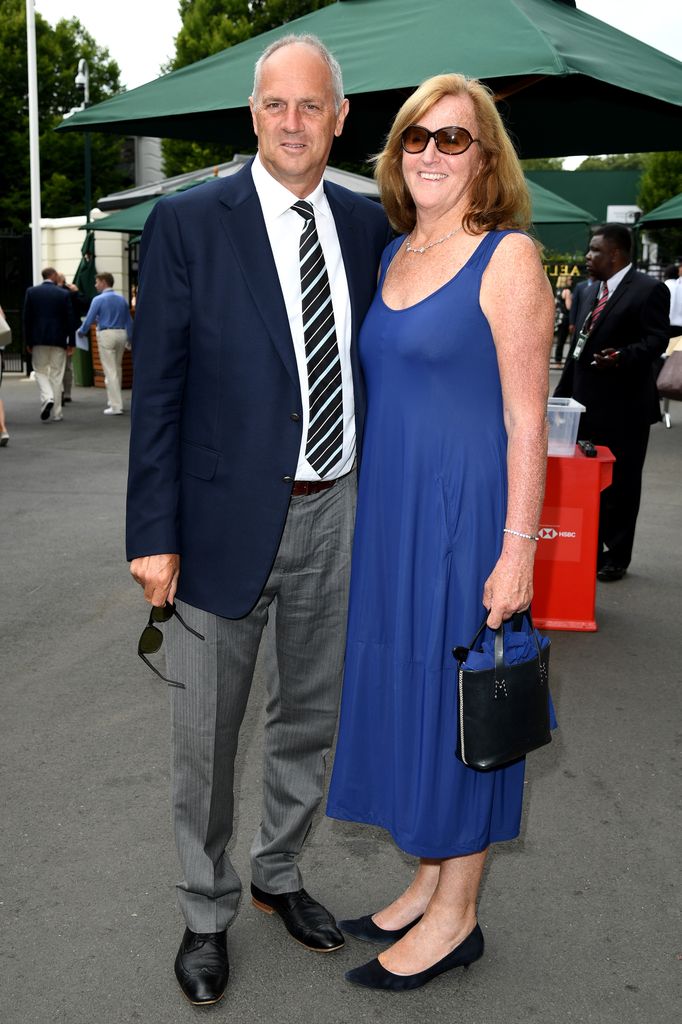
[0,374,680,1024]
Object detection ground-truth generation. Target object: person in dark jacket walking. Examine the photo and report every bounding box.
[23,268,75,421]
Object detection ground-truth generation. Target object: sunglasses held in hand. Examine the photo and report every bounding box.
[138,602,204,689]
[401,123,480,156]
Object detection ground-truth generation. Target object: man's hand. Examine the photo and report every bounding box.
[591,347,619,369]
[130,554,180,607]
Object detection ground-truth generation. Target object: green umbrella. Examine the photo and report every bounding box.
[70,230,98,386]
[638,193,682,226]
[57,0,681,161]
[72,229,98,300]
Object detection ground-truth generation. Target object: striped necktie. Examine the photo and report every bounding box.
[590,281,609,326]
[291,200,343,478]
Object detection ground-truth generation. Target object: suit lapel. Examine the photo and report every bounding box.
[215,166,299,389]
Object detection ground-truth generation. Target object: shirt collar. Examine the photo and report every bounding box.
[603,263,632,296]
[251,153,328,221]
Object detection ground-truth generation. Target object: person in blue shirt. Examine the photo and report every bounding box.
[78,273,133,415]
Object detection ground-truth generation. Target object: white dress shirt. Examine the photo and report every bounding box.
[666,277,682,327]
[600,262,632,301]
[251,154,354,480]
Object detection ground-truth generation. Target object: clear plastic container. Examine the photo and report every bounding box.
[547,397,586,457]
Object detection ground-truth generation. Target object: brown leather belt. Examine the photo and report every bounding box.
[290,478,337,496]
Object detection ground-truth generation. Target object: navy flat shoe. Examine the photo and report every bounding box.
[338,913,423,944]
[345,922,484,991]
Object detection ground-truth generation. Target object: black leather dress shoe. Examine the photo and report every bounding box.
[597,564,627,582]
[338,913,422,944]
[251,883,344,952]
[174,928,228,1005]
[345,922,484,991]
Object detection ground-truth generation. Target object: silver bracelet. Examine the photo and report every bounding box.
[503,527,539,542]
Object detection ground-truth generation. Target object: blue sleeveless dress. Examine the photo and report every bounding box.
[327,230,527,857]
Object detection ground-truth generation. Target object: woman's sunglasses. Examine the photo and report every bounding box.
[138,601,204,689]
[401,124,479,156]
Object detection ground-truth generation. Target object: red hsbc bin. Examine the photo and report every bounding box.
[533,445,615,632]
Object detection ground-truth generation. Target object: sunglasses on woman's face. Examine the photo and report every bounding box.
[400,124,479,156]
[138,601,204,689]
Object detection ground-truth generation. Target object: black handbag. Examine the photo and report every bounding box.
[452,610,551,771]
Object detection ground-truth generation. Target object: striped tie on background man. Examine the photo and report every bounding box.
[590,281,609,326]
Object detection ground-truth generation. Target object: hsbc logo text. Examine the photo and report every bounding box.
[539,526,577,540]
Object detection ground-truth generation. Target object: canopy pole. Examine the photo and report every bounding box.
[26,0,42,284]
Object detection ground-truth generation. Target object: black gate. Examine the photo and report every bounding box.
[0,233,32,373]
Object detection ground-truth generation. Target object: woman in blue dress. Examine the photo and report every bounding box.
[326,74,554,991]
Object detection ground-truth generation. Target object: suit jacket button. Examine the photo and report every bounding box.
[282,475,293,482]
[290,412,301,421]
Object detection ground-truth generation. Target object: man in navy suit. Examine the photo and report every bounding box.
[126,34,390,1005]
[555,224,669,581]
[23,268,75,421]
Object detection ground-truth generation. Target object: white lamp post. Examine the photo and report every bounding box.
[26,0,41,284]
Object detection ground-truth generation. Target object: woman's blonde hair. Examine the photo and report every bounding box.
[375,74,531,235]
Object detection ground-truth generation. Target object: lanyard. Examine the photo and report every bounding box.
[572,285,604,361]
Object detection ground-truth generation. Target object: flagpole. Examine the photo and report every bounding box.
[26,0,42,284]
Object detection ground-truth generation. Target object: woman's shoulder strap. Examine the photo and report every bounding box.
[471,228,527,269]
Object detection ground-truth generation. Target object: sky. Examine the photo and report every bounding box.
[35,0,681,165]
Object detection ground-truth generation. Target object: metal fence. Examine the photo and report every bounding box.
[1,350,24,373]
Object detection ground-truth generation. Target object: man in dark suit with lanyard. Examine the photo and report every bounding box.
[126,34,391,1006]
[555,224,669,581]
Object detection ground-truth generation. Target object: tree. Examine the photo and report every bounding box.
[575,154,648,171]
[637,152,682,212]
[519,158,564,171]
[637,152,682,264]
[0,0,130,232]
[163,0,335,176]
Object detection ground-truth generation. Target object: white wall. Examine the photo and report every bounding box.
[40,214,130,296]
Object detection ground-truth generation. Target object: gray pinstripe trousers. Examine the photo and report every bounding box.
[165,471,356,933]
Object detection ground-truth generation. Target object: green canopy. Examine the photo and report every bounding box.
[90,173,595,234]
[638,193,682,226]
[57,0,681,161]
[89,198,158,234]
[528,180,595,226]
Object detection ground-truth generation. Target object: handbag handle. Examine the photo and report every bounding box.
[452,609,541,682]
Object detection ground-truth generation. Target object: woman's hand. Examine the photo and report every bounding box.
[483,541,535,628]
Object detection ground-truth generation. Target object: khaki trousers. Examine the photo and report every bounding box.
[98,329,127,412]
[32,345,66,419]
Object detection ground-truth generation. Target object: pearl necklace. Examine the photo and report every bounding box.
[405,225,463,254]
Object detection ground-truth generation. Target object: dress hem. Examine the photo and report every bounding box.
[326,806,519,859]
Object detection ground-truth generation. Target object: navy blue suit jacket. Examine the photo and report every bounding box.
[23,281,75,348]
[126,163,391,619]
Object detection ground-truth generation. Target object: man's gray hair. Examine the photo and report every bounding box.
[252,34,345,113]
